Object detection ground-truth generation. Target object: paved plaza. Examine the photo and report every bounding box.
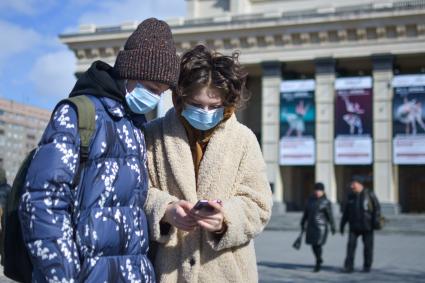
[0,230,424,282]
[256,230,425,283]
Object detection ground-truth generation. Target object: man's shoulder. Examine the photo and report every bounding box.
[345,191,356,201]
[321,197,331,205]
[363,188,374,197]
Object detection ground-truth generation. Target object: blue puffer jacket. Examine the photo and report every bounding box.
[18,62,155,283]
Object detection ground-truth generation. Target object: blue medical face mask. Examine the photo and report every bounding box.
[182,104,225,131]
[125,82,161,114]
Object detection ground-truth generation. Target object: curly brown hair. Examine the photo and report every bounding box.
[174,45,249,108]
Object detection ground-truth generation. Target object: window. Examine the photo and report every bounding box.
[0,129,4,135]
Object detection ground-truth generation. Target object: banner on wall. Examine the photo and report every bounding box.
[334,77,373,165]
[392,74,425,164]
[279,79,315,165]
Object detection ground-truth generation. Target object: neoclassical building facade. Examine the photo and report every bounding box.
[61,0,425,214]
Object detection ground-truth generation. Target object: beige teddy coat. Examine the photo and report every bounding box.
[143,108,273,283]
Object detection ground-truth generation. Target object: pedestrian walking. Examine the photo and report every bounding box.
[143,45,273,283]
[340,177,382,273]
[17,17,179,282]
[300,182,336,272]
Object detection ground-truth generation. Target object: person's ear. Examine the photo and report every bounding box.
[126,80,138,93]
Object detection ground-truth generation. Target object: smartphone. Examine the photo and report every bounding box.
[193,200,216,212]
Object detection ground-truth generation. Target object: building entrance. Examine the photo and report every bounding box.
[399,166,425,213]
[282,166,315,211]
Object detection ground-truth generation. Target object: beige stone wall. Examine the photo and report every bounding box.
[315,64,337,204]
[372,56,399,212]
[261,62,283,203]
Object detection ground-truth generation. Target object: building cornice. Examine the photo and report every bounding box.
[60,1,425,72]
[61,0,425,39]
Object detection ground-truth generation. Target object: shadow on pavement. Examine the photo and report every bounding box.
[258,261,425,283]
[258,261,341,272]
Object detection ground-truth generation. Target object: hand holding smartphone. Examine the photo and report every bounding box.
[192,199,222,213]
[191,199,225,233]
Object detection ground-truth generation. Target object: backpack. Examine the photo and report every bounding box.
[0,95,96,283]
[366,190,385,230]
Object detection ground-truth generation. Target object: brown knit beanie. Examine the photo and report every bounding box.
[114,18,180,87]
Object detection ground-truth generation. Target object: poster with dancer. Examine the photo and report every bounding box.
[279,79,315,165]
[392,74,425,164]
[334,77,373,165]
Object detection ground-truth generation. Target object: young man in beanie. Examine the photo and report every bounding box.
[18,18,179,282]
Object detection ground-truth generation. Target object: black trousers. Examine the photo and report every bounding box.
[312,245,323,263]
[344,230,374,269]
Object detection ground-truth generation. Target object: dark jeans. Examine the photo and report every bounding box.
[344,230,374,269]
[312,245,323,263]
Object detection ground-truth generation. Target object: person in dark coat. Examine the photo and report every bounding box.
[301,182,336,272]
[0,167,11,240]
[0,167,11,209]
[18,18,180,283]
[0,167,11,262]
[340,177,381,273]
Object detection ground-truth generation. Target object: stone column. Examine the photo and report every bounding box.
[261,61,285,212]
[372,54,400,215]
[315,58,338,211]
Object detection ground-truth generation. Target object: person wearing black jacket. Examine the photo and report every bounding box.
[0,167,11,209]
[0,167,11,258]
[301,182,336,272]
[340,177,381,273]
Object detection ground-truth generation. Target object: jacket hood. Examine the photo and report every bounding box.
[69,60,126,102]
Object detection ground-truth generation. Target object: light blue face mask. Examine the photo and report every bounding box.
[125,82,161,114]
[182,104,224,131]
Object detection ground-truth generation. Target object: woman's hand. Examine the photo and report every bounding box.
[163,200,198,232]
[190,201,226,234]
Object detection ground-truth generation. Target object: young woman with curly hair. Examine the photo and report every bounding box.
[143,45,272,282]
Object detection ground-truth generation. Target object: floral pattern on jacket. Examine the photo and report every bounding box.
[19,96,155,283]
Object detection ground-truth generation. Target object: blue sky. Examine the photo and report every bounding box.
[0,0,186,110]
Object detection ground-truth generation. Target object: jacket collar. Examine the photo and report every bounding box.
[98,96,146,126]
[162,108,237,201]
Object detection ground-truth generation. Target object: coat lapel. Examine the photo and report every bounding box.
[162,109,198,202]
[197,115,237,199]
